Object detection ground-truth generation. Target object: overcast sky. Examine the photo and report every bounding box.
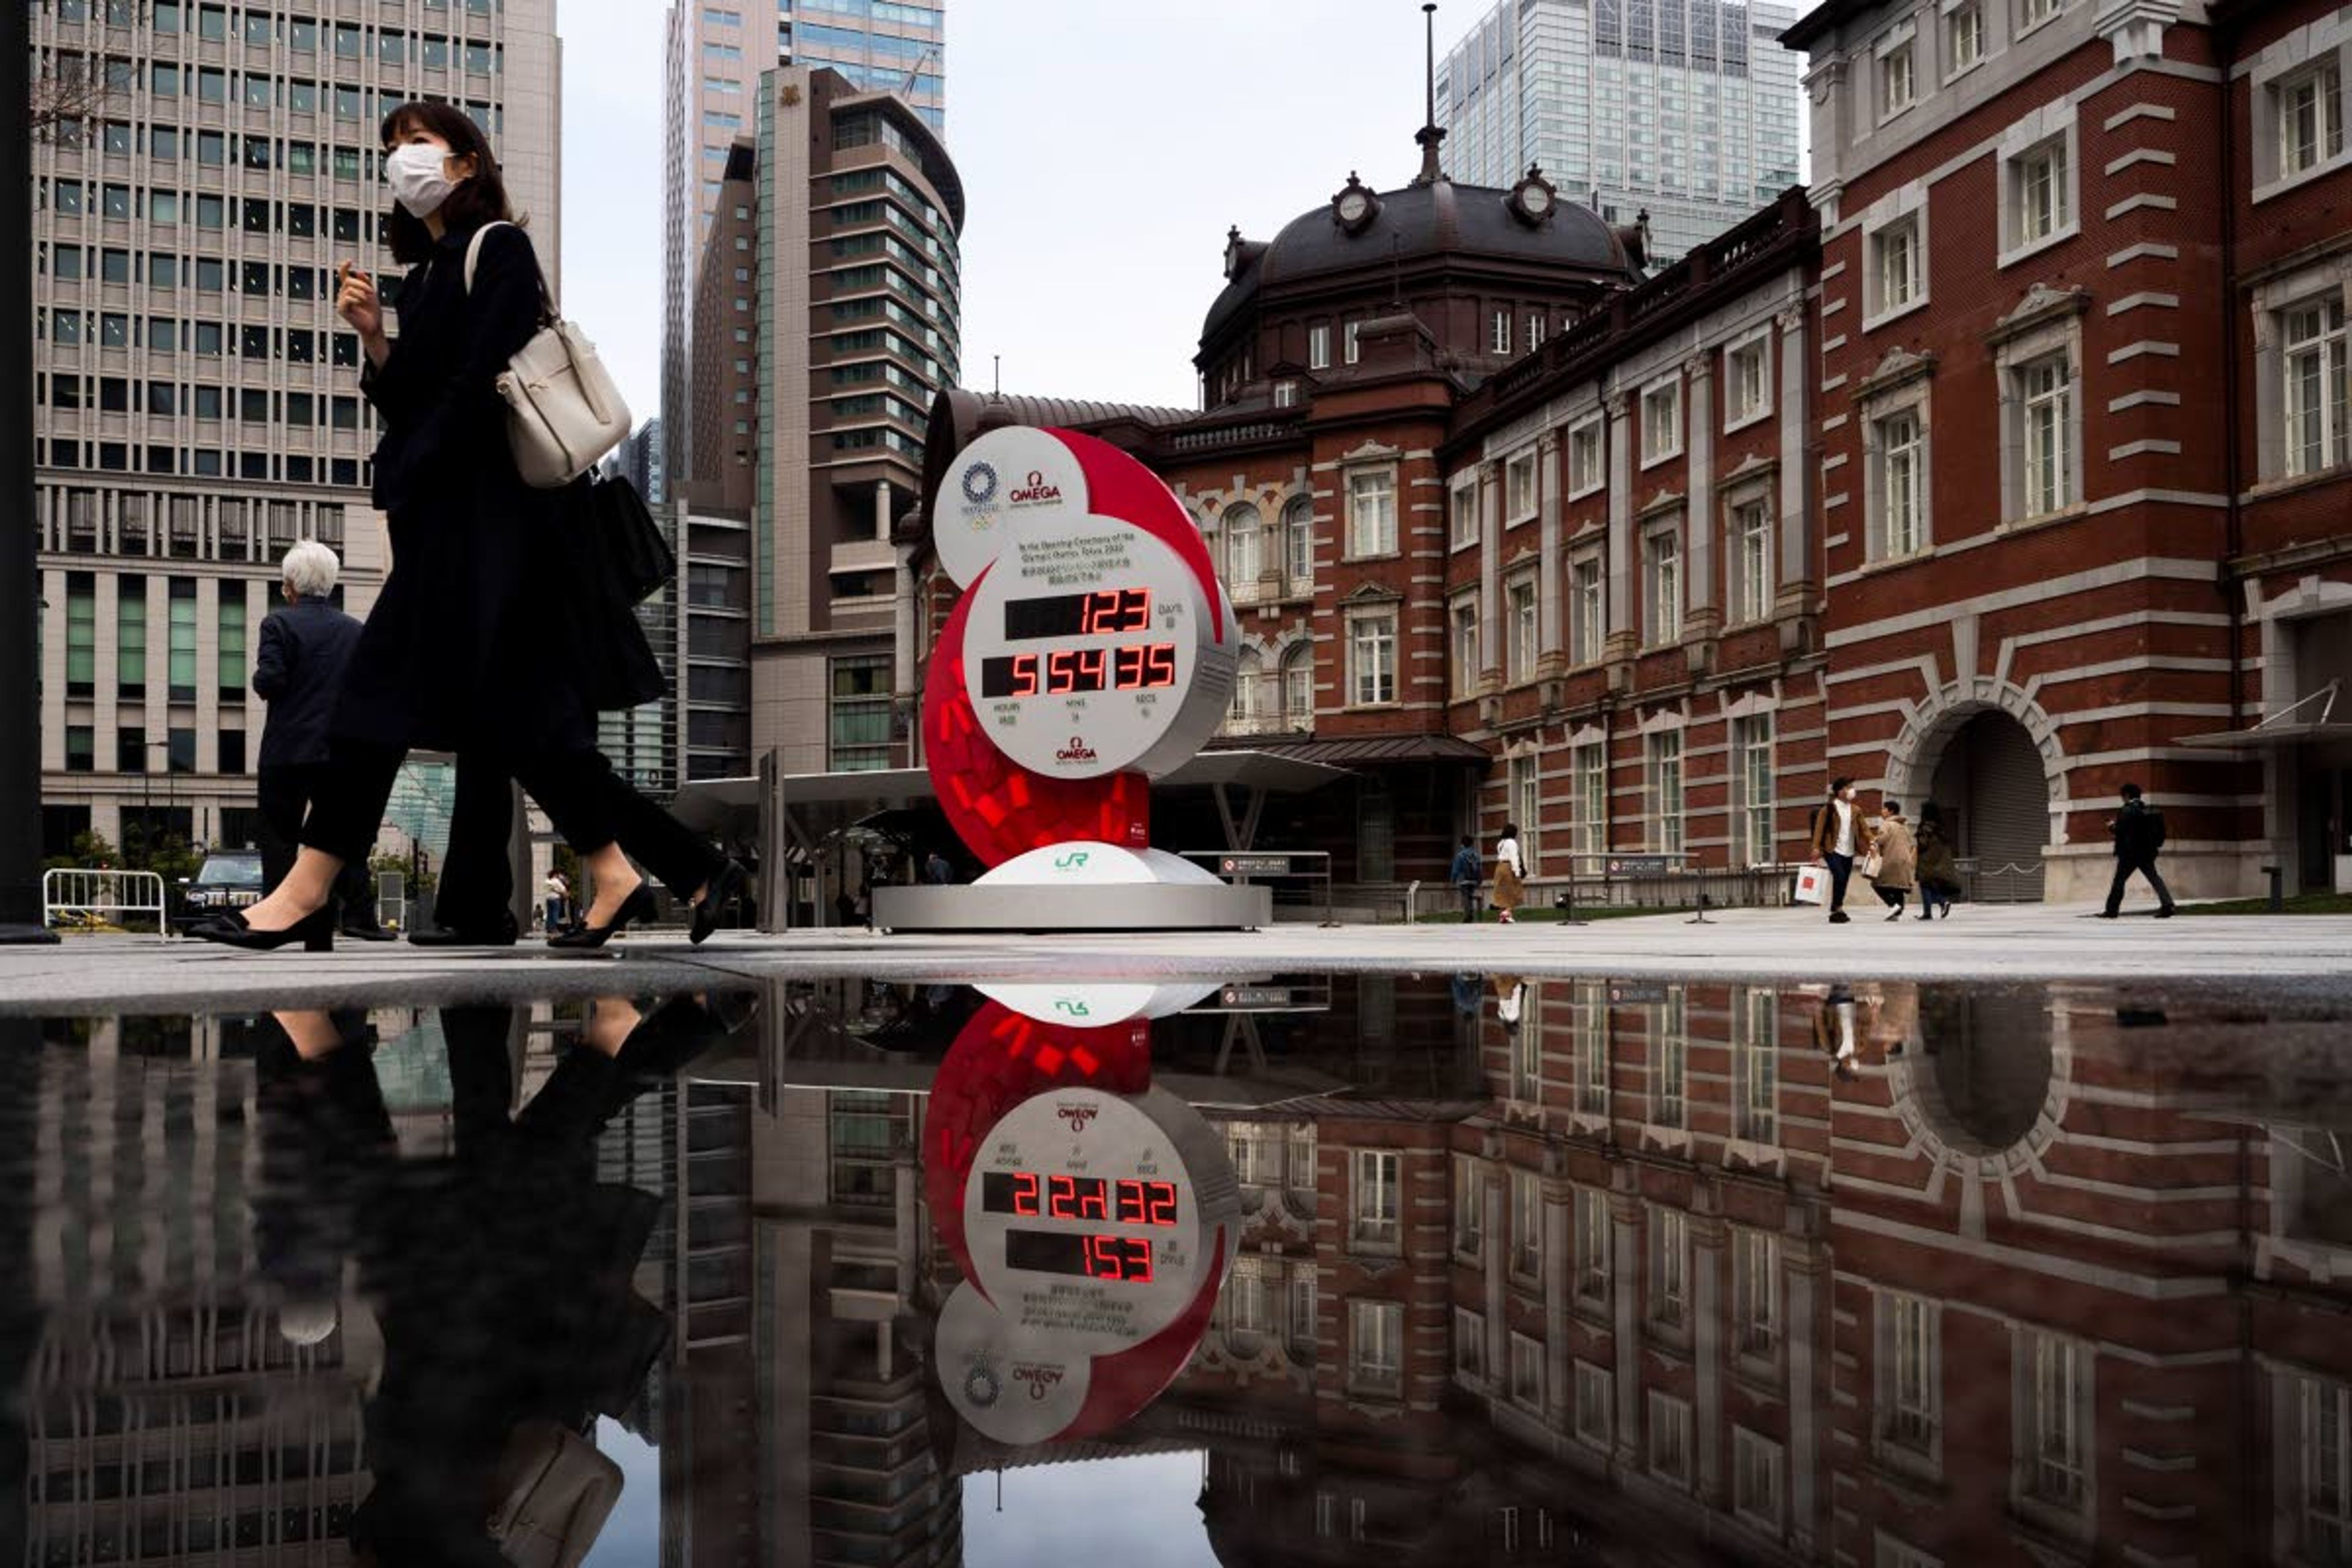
[558,0,1810,424]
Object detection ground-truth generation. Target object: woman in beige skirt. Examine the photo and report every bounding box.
[1491,822,1527,924]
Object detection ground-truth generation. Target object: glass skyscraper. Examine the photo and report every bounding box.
[1438,0,1802,267]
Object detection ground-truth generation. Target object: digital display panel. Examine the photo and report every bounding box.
[978,645,1179,699]
[1003,589,1153,641]
[1005,1227,1157,1283]
[980,1171,1180,1226]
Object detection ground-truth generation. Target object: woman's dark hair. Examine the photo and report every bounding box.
[1501,822,1520,840]
[1830,776,1853,796]
[379,100,516,266]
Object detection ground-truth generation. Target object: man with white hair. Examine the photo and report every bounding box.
[253,541,390,938]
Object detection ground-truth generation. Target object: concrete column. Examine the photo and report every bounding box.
[1484,1163,1507,1383]
[1605,391,1635,661]
[1787,1236,1822,1555]
[1537,431,1565,676]
[1683,354,1717,639]
[92,569,119,769]
[194,576,219,774]
[1776,307,1811,597]
[1544,1174,1572,1424]
[873,478,891,543]
[1692,1208,1726,1502]
[892,545,918,738]
[1479,461,1502,692]
[1611,1182,1643,1460]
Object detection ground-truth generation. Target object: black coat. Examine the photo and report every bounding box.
[253,595,363,768]
[2112,799,2164,861]
[335,220,661,756]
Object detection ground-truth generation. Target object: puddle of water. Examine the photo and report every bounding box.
[7,973,2352,1566]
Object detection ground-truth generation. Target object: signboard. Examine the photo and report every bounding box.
[1605,854,1687,877]
[1219,854,1294,876]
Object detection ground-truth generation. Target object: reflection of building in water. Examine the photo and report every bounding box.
[1172,978,2352,1566]
[23,1015,377,1562]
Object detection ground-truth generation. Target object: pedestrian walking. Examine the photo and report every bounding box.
[1868,799,1917,921]
[924,849,955,886]
[1914,804,1959,921]
[404,753,523,946]
[1449,835,1482,923]
[543,870,569,933]
[251,541,390,945]
[2099,782,2176,919]
[1491,823,1527,924]
[194,102,744,954]
[1807,778,1874,924]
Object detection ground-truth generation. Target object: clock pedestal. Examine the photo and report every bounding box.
[872,840,1270,932]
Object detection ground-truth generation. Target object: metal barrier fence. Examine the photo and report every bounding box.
[1182,851,1340,927]
[42,869,170,937]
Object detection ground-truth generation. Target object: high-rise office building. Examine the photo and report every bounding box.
[661,0,943,496]
[29,0,563,861]
[1436,0,1801,266]
[748,66,961,775]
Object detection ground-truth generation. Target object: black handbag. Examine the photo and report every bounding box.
[586,474,674,606]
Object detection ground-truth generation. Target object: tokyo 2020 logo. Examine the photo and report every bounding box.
[961,460,999,508]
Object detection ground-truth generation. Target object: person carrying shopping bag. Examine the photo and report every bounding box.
[1807,778,1875,925]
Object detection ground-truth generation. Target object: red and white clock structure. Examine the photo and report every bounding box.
[925,982,1238,1446]
[875,425,1269,930]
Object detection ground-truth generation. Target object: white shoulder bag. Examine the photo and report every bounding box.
[464,221,631,489]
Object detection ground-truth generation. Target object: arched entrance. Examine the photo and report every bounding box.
[1921,709,2052,902]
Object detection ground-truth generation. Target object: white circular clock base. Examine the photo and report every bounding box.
[870,882,1269,933]
[875,842,1267,932]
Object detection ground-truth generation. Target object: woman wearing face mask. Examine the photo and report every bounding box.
[194,102,745,953]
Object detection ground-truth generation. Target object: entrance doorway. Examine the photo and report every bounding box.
[1924,709,2050,902]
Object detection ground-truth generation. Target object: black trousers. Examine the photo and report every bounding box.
[2104,853,2175,915]
[257,763,377,922]
[1823,851,1855,913]
[1875,882,1908,913]
[1458,883,1480,922]
[431,753,517,930]
[301,741,722,903]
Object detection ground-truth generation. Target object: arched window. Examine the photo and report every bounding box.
[1281,643,1314,732]
[1283,496,1314,593]
[1226,646,1265,733]
[1224,503,1262,601]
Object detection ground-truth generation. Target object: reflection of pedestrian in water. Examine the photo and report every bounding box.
[1452,973,1484,1015]
[1814,982,1866,1079]
[1495,974,1527,1031]
[254,997,739,1566]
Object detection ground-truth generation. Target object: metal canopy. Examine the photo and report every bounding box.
[2176,722,2352,750]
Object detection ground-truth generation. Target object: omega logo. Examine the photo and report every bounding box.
[1057,1104,1099,1134]
[1055,735,1099,764]
[1013,1364,1066,1401]
[1009,469,1064,505]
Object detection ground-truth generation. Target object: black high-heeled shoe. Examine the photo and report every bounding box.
[191,905,336,954]
[689,860,748,946]
[549,883,658,950]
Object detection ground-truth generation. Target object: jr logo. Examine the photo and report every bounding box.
[1054,851,1091,871]
[1052,998,1091,1018]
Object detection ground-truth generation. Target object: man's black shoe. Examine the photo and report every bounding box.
[406,910,521,948]
[340,922,397,942]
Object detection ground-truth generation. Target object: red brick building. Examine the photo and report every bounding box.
[913,0,2350,903]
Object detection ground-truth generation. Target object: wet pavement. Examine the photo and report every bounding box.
[9,969,2352,1564]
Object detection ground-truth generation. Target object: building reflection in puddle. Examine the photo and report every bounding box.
[10,974,2352,1565]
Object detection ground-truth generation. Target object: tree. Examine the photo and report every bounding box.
[42,829,119,872]
[28,4,146,145]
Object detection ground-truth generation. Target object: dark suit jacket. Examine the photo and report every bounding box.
[254,595,363,769]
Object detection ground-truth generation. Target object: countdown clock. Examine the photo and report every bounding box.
[918,424,1238,868]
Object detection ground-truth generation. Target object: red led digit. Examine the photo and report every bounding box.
[1113,645,1143,690]
[1011,652,1039,698]
[1115,1178,1145,1224]
[1012,1171,1039,1217]
[1148,1182,1178,1226]
[1121,588,1151,631]
[1046,650,1077,694]
[1079,648,1106,690]
[1144,644,1177,688]
[1077,1178,1108,1220]
[1048,1174,1077,1219]
[1125,1237,1153,1281]
[1086,1234,1125,1280]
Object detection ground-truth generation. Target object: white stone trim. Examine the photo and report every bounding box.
[2108,438,2182,459]
[2107,389,2180,412]
[1996,98,2082,270]
[2105,292,2178,315]
[2103,147,2176,176]
[2244,13,2352,205]
[2106,242,2179,268]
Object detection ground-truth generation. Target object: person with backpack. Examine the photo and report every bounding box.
[1449,835,1482,923]
[1913,802,1961,920]
[2100,783,2176,918]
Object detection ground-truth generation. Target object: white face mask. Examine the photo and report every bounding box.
[385,142,458,219]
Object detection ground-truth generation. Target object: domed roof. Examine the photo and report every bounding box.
[1204,173,1638,344]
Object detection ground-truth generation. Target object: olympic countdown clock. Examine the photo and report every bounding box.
[914,424,1240,872]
